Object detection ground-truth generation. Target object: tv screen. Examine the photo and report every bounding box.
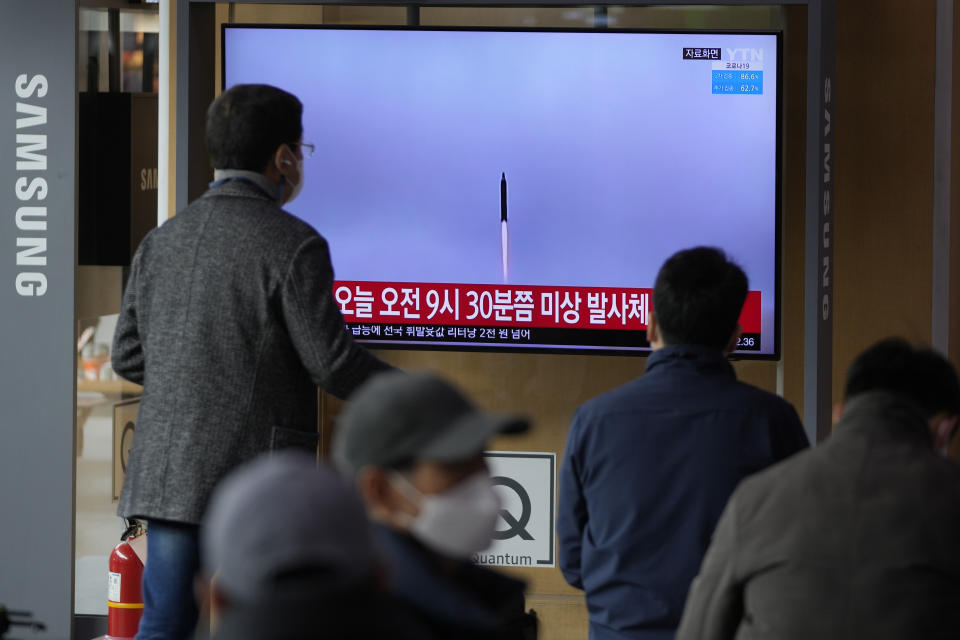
[223,25,781,357]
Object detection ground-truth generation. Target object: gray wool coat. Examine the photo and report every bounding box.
[112,178,389,524]
[677,390,960,640]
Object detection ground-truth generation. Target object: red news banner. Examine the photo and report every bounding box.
[334,281,761,334]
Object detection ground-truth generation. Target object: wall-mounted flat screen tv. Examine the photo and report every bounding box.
[223,25,781,357]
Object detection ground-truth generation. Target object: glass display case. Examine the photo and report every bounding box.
[75,3,156,619]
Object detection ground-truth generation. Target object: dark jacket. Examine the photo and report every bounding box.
[209,575,428,640]
[677,391,960,640]
[372,523,537,640]
[112,179,388,523]
[558,344,808,640]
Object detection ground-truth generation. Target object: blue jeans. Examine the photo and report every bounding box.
[135,520,201,640]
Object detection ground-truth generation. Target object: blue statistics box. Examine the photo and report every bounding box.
[712,70,763,95]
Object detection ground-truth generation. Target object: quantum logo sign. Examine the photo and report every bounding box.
[474,452,556,568]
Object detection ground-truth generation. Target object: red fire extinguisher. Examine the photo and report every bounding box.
[107,521,146,640]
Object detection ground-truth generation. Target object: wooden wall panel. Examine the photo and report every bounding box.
[833,0,937,405]
[76,266,124,321]
[949,0,960,459]
[231,3,325,23]
[318,6,406,25]
[782,6,809,419]
[420,6,578,27]
[524,595,589,640]
[609,5,782,29]
[951,0,960,372]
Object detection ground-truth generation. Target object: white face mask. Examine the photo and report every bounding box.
[278,147,304,204]
[286,155,304,203]
[933,416,958,458]
[391,471,501,559]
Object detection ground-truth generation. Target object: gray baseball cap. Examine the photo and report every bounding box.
[332,371,529,476]
[201,451,377,602]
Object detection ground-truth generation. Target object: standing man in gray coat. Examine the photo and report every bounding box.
[677,338,960,640]
[111,84,391,640]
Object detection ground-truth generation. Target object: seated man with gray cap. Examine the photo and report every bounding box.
[198,450,425,640]
[333,371,538,640]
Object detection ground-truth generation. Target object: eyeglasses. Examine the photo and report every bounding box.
[293,142,316,159]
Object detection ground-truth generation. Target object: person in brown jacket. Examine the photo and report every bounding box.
[677,338,960,640]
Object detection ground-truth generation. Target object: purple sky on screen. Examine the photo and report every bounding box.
[224,28,778,353]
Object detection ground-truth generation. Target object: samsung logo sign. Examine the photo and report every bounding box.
[13,73,49,296]
[141,167,158,191]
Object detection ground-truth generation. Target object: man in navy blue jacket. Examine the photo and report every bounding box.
[557,247,808,640]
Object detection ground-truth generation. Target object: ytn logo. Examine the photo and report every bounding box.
[727,48,765,62]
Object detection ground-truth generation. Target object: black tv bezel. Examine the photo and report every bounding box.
[221,23,783,360]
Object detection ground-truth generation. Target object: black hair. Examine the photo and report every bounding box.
[206,84,303,171]
[844,338,960,419]
[652,247,748,349]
